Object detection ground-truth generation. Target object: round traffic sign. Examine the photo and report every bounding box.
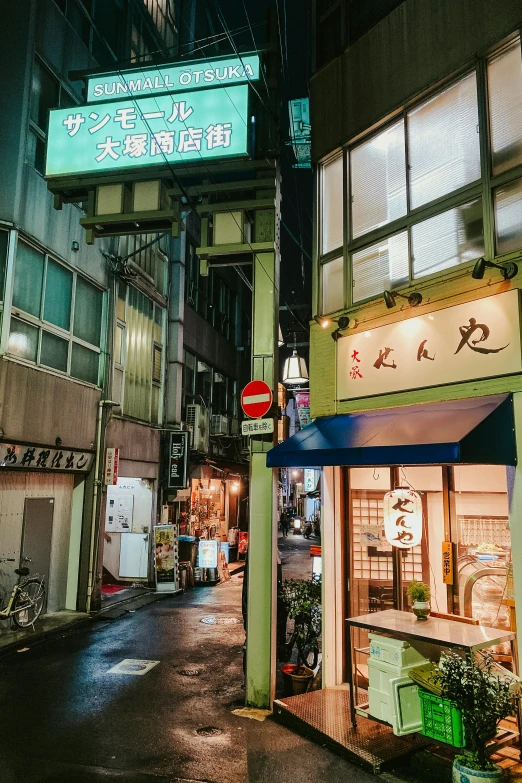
[241,380,273,419]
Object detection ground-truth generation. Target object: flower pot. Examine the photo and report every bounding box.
[413,600,430,620]
[452,758,503,783]
[281,664,314,696]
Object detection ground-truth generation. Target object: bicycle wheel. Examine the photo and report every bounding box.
[12,579,45,628]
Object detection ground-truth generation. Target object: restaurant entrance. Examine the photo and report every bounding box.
[349,464,515,685]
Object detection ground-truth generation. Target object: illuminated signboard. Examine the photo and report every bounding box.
[45,84,249,177]
[87,53,260,102]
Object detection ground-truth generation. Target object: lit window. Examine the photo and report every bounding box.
[320,154,343,254]
[488,42,522,176]
[351,120,407,239]
[352,232,409,303]
[408,72,481,209]
[322,257,344,314]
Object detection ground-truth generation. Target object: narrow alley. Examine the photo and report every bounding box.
[0,576,378,783]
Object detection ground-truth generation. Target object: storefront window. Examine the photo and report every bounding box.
[488,41,522,176]
[320,153,343,255]
[494,177,522,255]
[317,37,522,310]
[350,119,407,239]
[321,256,344,314]
[352,231,408,303]
[452,465,511,640]
[408,73,480,209]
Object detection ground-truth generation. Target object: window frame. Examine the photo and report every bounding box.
[7,237,105,386]
[317,35,522,314]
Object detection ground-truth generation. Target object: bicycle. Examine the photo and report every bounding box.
[0,557,46,629]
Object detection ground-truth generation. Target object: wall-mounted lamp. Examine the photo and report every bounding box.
[383,290,423,309]
[314,314,351,341]
[471,256,518,280]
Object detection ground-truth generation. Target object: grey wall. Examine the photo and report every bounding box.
[311,0,522,161]
[184,305,243,379]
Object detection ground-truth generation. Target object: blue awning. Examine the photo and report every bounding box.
[266,394,516,468]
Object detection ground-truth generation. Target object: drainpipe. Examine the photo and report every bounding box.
[86,398,119,614]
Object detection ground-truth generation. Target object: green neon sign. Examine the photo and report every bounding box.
[86,54,260,103]
[45,84,249,177]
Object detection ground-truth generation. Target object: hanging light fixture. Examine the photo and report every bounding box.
[383,487,423,549]
[282,333,308,385]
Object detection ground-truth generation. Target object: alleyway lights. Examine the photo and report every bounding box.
[282,349,309,385]
[471,256,518,280]
[314,315,351,341]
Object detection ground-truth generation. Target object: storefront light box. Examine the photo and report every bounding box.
[86,54,260,102]
[45,83,249,177]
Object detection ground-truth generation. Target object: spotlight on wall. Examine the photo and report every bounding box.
[471,256,518,281]
[314,315,331,328]
[383,290,423,309]
[331,315,352,342]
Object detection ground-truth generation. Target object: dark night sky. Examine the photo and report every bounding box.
[194,0,314,350]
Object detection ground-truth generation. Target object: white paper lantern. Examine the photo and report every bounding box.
[383,487,422,549]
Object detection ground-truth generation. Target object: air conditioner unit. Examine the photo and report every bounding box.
[186,404,210,452]
[230,418,239,436]
[211,414,229,435]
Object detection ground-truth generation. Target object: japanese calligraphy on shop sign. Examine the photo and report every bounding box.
[0,444,93,472]
[46,84,249,177]
[337,290,522,401]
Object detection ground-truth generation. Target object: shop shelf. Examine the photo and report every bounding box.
[418,688,466,747]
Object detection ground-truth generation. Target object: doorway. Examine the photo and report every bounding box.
[21,498,54,612]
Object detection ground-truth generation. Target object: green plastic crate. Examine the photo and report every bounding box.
[418,688,466,747]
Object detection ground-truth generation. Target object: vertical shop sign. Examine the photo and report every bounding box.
[442,541,454,585]
[294,392,311,428]
[304,469,316,492]
[154,525,176,584]
[104,448,119,485]
[167,432,189,490]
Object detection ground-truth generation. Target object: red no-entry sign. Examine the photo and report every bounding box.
[241,380,273,419]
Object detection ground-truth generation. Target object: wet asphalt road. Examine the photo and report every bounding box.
[0,574,380,783]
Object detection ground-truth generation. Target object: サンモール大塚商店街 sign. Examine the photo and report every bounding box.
[45,84,249,177]
[337,290,522,401]
[86,54,260,102]
[0,443,94,472]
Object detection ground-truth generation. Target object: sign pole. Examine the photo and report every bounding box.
[245,239,279,708]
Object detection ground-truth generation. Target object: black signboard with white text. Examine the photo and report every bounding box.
[167,432,189,490]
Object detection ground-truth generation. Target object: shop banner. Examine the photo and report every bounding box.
[294,392,311,428]
[337,290,522,401]
[104,447,119,485]
[167,432,189,490]
[0,443,93,472]
[154,525,176,584]
[198,539,218,569]
[304,469,316,492]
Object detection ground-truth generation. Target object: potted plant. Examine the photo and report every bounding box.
[279,578,321,696]
[437,651,518,783]
[407,579,431,620]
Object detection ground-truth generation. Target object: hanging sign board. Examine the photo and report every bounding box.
[337,290,522,401]
[442,541,454,585]
[304,469,316,492]
[167,432,189,490]
[87,54,260,102]
[241,380,273,418]
[104,447,119,485]
[46,84,249,177]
